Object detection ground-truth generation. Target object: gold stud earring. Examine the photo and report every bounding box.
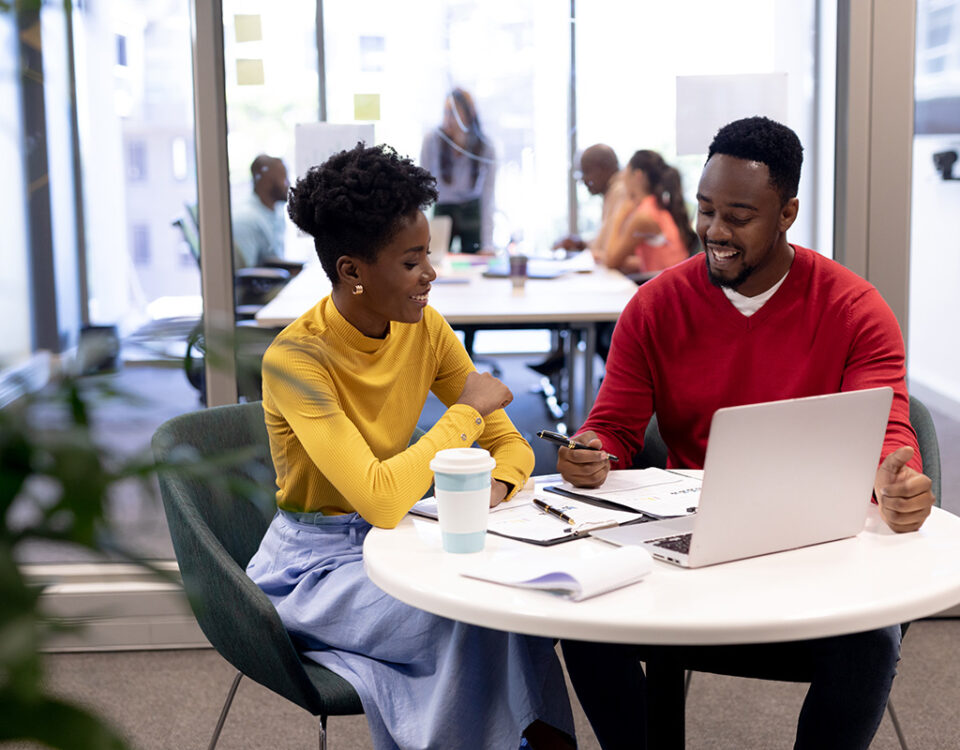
[352,283,364,295]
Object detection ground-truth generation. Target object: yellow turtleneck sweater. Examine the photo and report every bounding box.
[261,296,534,528]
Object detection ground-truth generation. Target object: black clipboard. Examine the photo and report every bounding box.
[543,485,666,521]
[409,494,647,546]
[486,521,620,546]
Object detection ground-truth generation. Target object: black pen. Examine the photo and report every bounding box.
[536,429,620,463]
[533,497,576,525]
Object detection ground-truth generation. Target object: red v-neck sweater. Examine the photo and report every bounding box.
[584,245,921,473]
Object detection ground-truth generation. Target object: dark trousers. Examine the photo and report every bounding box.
[561,625,901,750]
[435,198,482,254]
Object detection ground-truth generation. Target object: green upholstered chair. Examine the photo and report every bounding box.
[634,396,942,750]
[152,401,362,750]
[883,395,942,748]
[909,395,942,504]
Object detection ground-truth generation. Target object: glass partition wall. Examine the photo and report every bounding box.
[221,0,318,261]
[321,0,571,250]
[574,0,832,254]
[8,0,202,564]
[0,11,31,367]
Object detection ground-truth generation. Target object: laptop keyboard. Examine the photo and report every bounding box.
[651,533,692,555]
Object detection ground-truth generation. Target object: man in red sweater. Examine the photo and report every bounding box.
[558,117,935,750]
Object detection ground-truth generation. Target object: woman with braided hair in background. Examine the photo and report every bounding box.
[604,149,699,276]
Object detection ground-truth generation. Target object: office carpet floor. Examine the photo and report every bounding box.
[5,618,960,749]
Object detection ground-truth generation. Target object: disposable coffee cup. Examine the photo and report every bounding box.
[509,254,528,291]
[430,447,497,553]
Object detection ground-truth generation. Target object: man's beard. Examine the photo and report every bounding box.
[704,248,756,290]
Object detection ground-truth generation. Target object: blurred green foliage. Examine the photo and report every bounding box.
[0,378,158,749]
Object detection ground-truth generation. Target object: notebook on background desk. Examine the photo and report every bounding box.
[591,387,894,568]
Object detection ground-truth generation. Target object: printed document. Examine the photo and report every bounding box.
[546,468,703,518]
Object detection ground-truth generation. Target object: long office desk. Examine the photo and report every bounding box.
[255,260,638,426]
[364,505,960,747]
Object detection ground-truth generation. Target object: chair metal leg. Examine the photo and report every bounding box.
[208,671,243,750]
[318,715,328,750]
[535,376,566,422]
[886,698,910,750]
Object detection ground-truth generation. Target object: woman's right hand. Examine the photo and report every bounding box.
[456,371,513,417]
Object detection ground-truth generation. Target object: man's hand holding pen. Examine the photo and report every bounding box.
[556,430,612,488]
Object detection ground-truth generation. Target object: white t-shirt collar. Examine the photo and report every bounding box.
[722,269,790,317]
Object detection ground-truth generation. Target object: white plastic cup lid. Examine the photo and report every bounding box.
[430,447,496,474]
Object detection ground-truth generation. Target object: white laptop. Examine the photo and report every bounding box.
[591,387,893,568]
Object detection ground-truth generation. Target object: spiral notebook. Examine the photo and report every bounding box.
[460,546,654,600]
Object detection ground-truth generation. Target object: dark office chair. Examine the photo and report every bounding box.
[635,396,942,750]
[173,203,297,319]
[152,401,363,750]
[174,204,300,402]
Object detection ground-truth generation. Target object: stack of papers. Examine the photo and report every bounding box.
[460,546,653,601]
[545,468,702,518]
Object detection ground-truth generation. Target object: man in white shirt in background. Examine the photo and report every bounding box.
[232,154,289,268]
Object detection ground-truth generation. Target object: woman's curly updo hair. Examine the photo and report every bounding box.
[287,143,438,284]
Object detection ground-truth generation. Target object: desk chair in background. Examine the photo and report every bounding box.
[632,396,941,750]
[173,204,301,403]
[173,203,301,318]
[152,401,363,750]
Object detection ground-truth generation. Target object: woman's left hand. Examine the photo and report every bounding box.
[489,480,509,508]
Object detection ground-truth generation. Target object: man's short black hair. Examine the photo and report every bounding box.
[706,116,803,203]
[287,143,438,283]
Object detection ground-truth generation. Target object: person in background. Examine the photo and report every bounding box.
[603,149,699,275]
[530,144,630,377]
[553,143,630,262]
[557,116,935,750]
[232,154,289,268]
[246,143,575,750]
[420,87,496,254]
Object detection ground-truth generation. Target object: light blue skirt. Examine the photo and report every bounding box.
[247,510,575,750]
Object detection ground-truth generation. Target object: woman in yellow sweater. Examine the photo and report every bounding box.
[246,144,575,750]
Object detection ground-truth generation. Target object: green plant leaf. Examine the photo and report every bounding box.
[0,692,129,749]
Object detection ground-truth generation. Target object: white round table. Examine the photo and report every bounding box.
[364,506,960,645]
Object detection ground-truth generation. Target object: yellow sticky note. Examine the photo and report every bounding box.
[236,59,265,86]
[234,14,262,43]
[354,93,381,121]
